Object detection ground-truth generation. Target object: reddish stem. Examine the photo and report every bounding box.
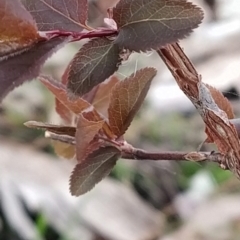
[43,28,118,42]
[121,146,225,166]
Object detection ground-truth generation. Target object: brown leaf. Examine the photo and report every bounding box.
[205,84,234,143]
[92,75,120,117]
[24,121,76,136]
[70,146,121,196]
[55,99,73,124]
[39,76,91,115]
[108,68,157,137]
[52,141,75,160]
[55,65,73,123]
[25,120,77,159]
[22,0,87,31]
[113,0,203,52]
[76,113,105,162]
[207,84,234,119]
[80,104,115,139]
[0,0,39,56]
[81,108,104,122]
[82,109,116,140]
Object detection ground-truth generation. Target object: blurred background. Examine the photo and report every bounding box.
[1,0,240,239]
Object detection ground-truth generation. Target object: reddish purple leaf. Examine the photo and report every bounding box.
[61,63,71,85]
[22,0,88,31]
[67,37,121,97]
[0,36,70,101]
[70,146,121,196]
[113,0,203,52]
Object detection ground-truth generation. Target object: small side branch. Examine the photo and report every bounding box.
[121,146,226,166]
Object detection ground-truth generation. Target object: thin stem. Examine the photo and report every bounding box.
[122,149,190,160]
[121,146,226,167]
[45,132,76,145]
[44,28,118,42]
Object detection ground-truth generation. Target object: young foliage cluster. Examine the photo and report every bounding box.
[1,0,239,196]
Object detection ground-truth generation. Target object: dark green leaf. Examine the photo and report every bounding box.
[113,0,203,52]
[108,68,157,137]
[70,146,121,196]
[67,37,121,97]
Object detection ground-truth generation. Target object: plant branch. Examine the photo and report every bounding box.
[45,131,76,145]
[43,28,118,42]
[121,146,226,166]
[156,43,240,174]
